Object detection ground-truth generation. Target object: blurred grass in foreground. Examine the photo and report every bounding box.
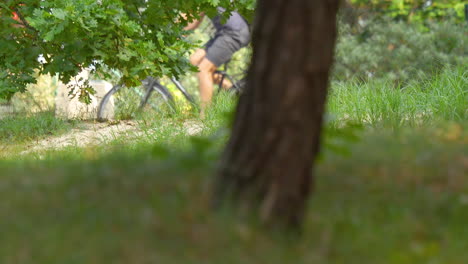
[0,122,467,264]
[0,65,466,263]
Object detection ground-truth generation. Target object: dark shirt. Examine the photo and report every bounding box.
[210,7,249,31]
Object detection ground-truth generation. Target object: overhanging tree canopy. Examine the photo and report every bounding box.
[0,0,255,100]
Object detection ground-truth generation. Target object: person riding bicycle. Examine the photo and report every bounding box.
[184,8,251,114]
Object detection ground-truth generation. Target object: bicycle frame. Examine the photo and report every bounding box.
[156,60,246,106]
[97,61,247,121]
[169,78,196,104]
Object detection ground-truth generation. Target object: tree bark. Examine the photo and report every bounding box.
[214,0,340,229]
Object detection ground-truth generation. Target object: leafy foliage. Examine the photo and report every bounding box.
[334,19,467,83]
[347,0,467,22]
[0,0,254,100]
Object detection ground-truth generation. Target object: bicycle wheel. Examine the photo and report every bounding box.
[97,82,152,121]
[139,82,155,110]
[141,81,176,113]
[97,77,178,122]
[97,84,122,122]
[140,79,177,113]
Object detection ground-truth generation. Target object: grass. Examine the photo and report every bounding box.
[327,66,467,127]
[0,111,78,159]
[0,111,76,144]
[0,123,466,264]
[0,65,467,263]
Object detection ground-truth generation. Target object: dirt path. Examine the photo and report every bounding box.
[20,119,204,155]
[21,121,141,155]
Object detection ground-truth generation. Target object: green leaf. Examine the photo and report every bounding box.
[51,8,67,20]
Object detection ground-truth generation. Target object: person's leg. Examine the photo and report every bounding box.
[196,30,245,115]
[212,72,232,90]
[193,48,231,89]
[204,29,249,92]
[190,49,206,66]
[197,58,217,115]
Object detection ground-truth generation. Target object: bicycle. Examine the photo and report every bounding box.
[96,62,247,121]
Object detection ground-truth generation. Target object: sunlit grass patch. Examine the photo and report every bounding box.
[0,111,75,145]
[327,66,467,127]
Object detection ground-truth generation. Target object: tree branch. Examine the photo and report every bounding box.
[12,7,37,32]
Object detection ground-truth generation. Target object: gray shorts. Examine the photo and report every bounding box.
[204,27,250,67]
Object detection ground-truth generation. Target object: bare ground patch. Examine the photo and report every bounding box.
[19,119,204,155]
[20,121,141,155]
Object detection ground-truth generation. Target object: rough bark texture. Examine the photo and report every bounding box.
[215,0,340,229]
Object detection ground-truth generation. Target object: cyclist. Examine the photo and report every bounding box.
[184,8,250,115]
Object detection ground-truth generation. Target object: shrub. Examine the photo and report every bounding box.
[334,19,467,83]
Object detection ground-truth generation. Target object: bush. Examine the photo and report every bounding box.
[334,19,467,83]
[345,0,466,23]
[10,74,58,113]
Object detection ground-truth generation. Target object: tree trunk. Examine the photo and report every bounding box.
[214,0,340,229]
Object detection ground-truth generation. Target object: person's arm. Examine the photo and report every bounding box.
[182,13,205,31]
